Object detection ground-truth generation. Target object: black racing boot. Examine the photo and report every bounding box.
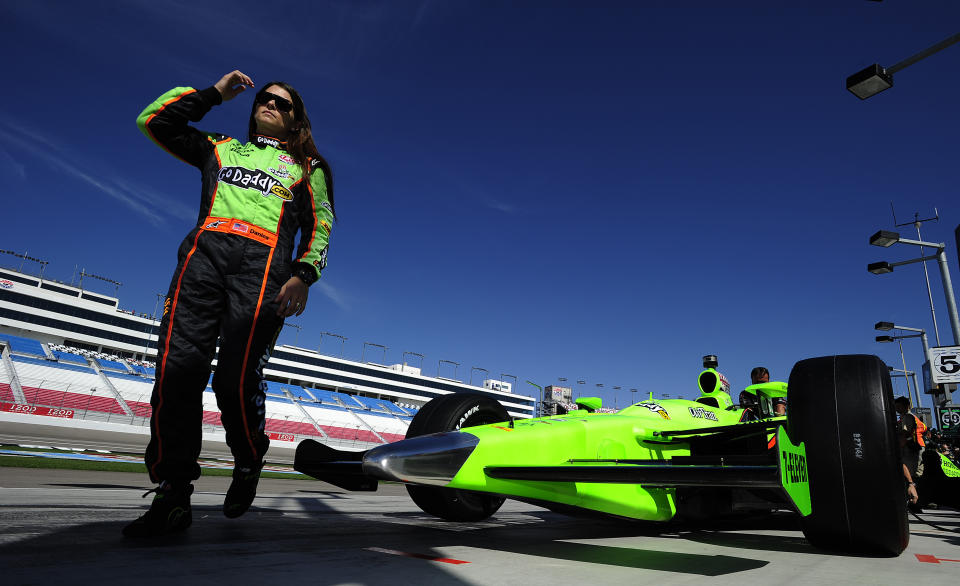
[122,481,194,538]
[223,464,262,518]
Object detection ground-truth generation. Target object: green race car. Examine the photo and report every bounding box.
[294,354,908,556]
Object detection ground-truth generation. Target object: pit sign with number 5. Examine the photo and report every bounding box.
[929,346,960,384]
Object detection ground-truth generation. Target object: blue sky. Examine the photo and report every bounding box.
[2,1,959,408]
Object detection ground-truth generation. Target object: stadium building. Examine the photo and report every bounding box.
[0,263,536,454]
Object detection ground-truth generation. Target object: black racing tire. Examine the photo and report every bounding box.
[787,355,908,556]
[405,393,509,522]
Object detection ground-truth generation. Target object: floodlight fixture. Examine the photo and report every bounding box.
[869,230,900,247]
[868,261,894,274]
[847,64,893,100]
[874,321,895,331]
[876,335,895,343]
[846,33,960,100]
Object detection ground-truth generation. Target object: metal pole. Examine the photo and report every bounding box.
[916,223,943,345]
[911,371,923,422]
[936,247,960,344]
[887,32,960,74]
[919,330,931,358]
[471,367,488,386]
[897,338,917,409]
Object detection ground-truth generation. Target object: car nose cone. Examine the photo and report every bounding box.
[362,431,479,486]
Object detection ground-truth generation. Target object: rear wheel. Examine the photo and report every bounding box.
[405,394,509,521]
[787,355,908,555]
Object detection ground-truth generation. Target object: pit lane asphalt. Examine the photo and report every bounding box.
[1,467,958,585]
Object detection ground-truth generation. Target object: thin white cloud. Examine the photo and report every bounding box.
[0,122,188,227]
[316,280,351,312]
[0,146,26,180]
[112,177,197,223]
[482,197,518,214]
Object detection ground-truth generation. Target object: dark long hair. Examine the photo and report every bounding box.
[248,81,335,219]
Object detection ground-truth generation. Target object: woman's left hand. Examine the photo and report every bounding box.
[275,276,308,317]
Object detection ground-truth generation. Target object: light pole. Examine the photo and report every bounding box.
[282,322,302,346]
[500,373,517,394]
[630,388,637,405]
[889,367,922,415]
[875,322,930,362]
[402,351,423,372]
[78,269,122,296]
[438,359,459,381]
[0,249,49,279]
[868,230,960,345]
[362,342,387,364]
[526,380,543,417]
[891,336,917,411]
[876,320,934,417]
[320,332,347,358]
[576,380,585,399]
[846,32,960,100]
[470,367,488,386]
[613,386,621,409]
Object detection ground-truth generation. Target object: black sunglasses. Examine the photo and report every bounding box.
[256,91,293,113]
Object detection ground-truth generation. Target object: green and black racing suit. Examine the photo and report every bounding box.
[137,86,333,483]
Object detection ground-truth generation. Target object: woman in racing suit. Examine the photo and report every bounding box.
[124,70,335,537]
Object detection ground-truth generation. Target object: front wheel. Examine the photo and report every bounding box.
[787,354,908,556]
[405,394,509,521]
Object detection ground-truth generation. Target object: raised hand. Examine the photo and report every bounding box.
[214,70,254,101]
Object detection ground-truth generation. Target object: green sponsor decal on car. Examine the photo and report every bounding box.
[777,425,811,516]
[941,452,960,478]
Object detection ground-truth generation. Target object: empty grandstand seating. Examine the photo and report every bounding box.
[105,371,153,417]
[351,394,390,412]
[20,385,126,414]
[381,401,412,416]
[0,382,14,403]
[286,385,316,401]
[126,399,152,418]
[11,355,124,415]
[264,381,288,397]
[307,387,348,408]
[265,417,320,436]
[14,354,91,373]
[96,358,130,372]
[354,410,407,442]
[332,391,365,409]
[4,337,410,449]
[0,334,47,358]
[52,351,89,366]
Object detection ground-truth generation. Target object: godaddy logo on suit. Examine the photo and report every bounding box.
[217,166,293,201]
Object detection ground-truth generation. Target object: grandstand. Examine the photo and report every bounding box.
[1,261,536,457]
[1,333,413,450]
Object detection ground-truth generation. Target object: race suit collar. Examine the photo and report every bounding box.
[253,134,288,151]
